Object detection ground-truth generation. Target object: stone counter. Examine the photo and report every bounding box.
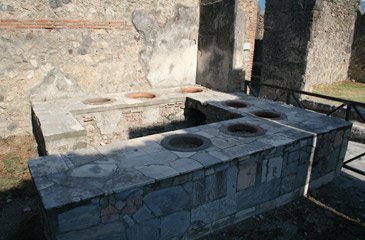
[29,87,352,240]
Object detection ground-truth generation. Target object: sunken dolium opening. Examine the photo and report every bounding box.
[126,92,157,99]
[251,110,286,120]
[224,100,249,108]
[82,98,114,105]
[219,123,266,137]
[161,134,212,152]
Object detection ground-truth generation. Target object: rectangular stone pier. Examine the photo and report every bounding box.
[29,87,351,240]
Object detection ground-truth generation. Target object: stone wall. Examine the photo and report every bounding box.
[241,0,258,80]
[259,0,314,99]
[260,0,359,99]
[0,0,199,137]
[197,0,258,92]
[349,11,365,83]
[305,0,359,89]
[197,0,237,92]
[75,102,187,148]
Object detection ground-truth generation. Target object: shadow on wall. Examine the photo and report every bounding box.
[348,11,365,83]
[128,108,207,139]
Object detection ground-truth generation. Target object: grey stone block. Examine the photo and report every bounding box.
[261,156,283,183]
[144,186,190,217]
[28,155,68,177]
[169,158,204,174]
[276,188,303,208]
[161,211,190,240]
[211,215,235,231]
[282,161,298,177]
[133,206,154,223]
[32,176,55,191]
[126,219,160,240]
[40,184,104,209]
[226,165,238,196]
[56,222,126,240]
[117,151,178,169]
[280,174,297,194]
[191,197,236,225]
[288,150,300,164]
[309,171,336,190]
[65,147,106,166]
[135,165,179,180]
[192,170,227,207]
[69,163,117,178]
[58,203,100,232]
[236,179,280,211]
[108,169,154,194]
[237,161,257,191]
[191,152,221,167]
[123,215,135,227]
[115,188,143,202]
[235,207,255,220]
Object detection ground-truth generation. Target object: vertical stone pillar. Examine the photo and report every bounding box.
[242,0,259,80]
[349,11,365,83]
[197,0,246,92]
[260,0,360,100]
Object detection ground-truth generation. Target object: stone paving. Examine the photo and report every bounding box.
[29,86,352,240]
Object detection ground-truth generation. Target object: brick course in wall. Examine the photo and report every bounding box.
[0,19,131,30]
[242,0,258,81]
[0,0,200,138]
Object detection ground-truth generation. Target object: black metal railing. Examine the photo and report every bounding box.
[243,80,365,176]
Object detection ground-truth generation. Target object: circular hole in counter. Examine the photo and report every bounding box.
[126,92,157,99]
[179,87,205,94]
[224,100,249,108]
[251,110,286,120]
[219,123,266,137]
[82,98,114,105]
[161,134,212,152]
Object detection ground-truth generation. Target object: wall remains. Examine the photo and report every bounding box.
[348,12,365,83]
[197,0,257,92]
[197,0,237,92]
[0,0,199,137]
[241,0,258,80]
[260,0,359,99]
[259,0,314,99]
[305,0,359,89]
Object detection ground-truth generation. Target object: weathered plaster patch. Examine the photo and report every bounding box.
[132,5,199,88]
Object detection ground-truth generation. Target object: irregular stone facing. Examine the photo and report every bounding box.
[144,186,190,217]
[161,211,190,240]
[34,130,346,239]
[58,203,100,232]
[56,222,126,240]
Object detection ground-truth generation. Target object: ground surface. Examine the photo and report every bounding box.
[312,81,365,103]
[0,136,364,240]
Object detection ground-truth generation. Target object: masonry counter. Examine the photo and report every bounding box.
[29,87,351,240]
